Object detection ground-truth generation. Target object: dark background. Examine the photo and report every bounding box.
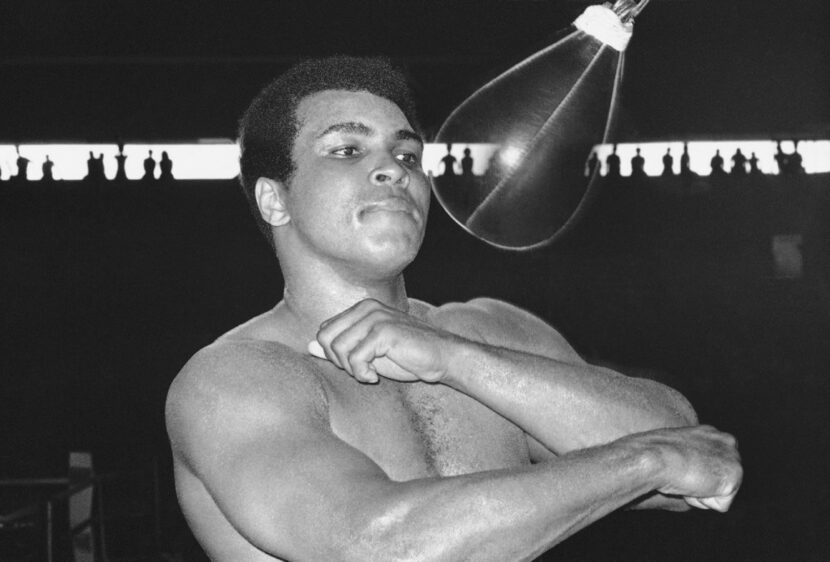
[2,1,829,560]
[2,0,829,142]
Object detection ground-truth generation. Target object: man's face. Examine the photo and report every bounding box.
[279,89,430,279]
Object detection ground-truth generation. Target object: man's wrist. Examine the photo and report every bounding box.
[441,335,483,388]
[610,432,668,491]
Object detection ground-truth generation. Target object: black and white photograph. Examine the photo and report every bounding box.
[1,1,828,560]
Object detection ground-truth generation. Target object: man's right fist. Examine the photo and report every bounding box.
[628,425,742,512]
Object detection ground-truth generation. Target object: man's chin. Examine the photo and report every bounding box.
[359,236,420,271]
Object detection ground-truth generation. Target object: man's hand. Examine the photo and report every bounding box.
[308,298,462,384]
[309,299,743,513]
[622,425,743,512]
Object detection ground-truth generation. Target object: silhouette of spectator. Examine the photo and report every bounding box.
[748,152,761,175]
[440,144,457,177]
[115,143,128,181]
[460,147,474,178]
[630,147,646,177]
[787,141,804,174]
[85,151,96,180]
[159,151,174,181]
[774,141,788,175]
[41,155,54,182]
[730,148,747,176]
[679,142,692,177]
[661,148,674,176]
[95,153,105,180]
[585,151,599,177]
[605,144,621,177]
[710,149,725,176]
[86,151,105,181]
[143,150,156,180]
[15,146,30,181]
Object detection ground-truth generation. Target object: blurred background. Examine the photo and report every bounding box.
[1,0,829,560]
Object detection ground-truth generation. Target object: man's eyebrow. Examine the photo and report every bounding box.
[397,129,424,147]
[316,122,373,139]
[315,122,423,147]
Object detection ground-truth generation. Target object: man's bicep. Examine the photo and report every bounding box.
[167,347,393,560]
[197,420,393,560]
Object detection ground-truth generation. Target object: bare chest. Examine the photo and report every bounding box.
[320,366,530,481]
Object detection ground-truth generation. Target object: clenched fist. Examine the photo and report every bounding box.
[308,299,465,384]
[624,425,742,512]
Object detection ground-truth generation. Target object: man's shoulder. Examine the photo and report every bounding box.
[169,337,326,406]
[425,296,542,328]
[421,297,581,360]
[166,338,329,452]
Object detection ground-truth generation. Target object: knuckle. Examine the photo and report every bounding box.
[367,309,389,322]
[347,346,366,365]
[330,337,349,356]
[316,325,334,342]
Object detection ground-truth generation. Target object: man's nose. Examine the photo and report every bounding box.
[370,156,409,189]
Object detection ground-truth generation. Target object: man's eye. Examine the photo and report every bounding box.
[332,146,359,157]
[396,152,420,166]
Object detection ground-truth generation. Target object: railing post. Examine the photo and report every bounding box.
[153,457,162,550]
[69,451,96,562]
[45,500,54,562]
[97,476,109,562]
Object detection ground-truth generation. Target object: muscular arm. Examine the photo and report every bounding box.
[312,298,736,511]
[314,298,697,456]
[167,341,739,562]
[440,299,698,455]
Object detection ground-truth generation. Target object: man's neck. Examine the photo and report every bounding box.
[276,260,409,345]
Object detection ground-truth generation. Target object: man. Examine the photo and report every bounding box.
[15,146,30,181]
[439,143,457,177]
[42,155,54,182]
[710,149,725,176]
[680,142,692,177]
[730,148,747,177]
[606,144,621,177]
[166,56,741,561]
[662,148,674,177]
[630,147,646,178]
[143,149,156,180]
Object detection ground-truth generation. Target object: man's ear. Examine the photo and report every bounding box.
[255,177,291,227]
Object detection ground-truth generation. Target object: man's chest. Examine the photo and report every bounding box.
[322,373,531,481]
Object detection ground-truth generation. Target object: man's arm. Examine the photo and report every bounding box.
[446,298,698,452]
[167,341,740,561]
[312,298,697,455]
[310,298,738,510]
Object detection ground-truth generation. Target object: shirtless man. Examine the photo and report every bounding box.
[166,56,742,561]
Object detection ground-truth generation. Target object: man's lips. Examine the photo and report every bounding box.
[360,198,419,218]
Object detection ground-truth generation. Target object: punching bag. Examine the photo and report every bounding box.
[433,0,651,250]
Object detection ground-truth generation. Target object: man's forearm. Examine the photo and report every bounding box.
[347,439,661,562]
[444,339,697,454]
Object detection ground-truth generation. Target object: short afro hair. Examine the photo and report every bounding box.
[237,56,421,248]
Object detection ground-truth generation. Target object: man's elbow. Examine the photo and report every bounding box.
[345,500,468,562]
[662,385,699,426]
[347,506,430,562]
